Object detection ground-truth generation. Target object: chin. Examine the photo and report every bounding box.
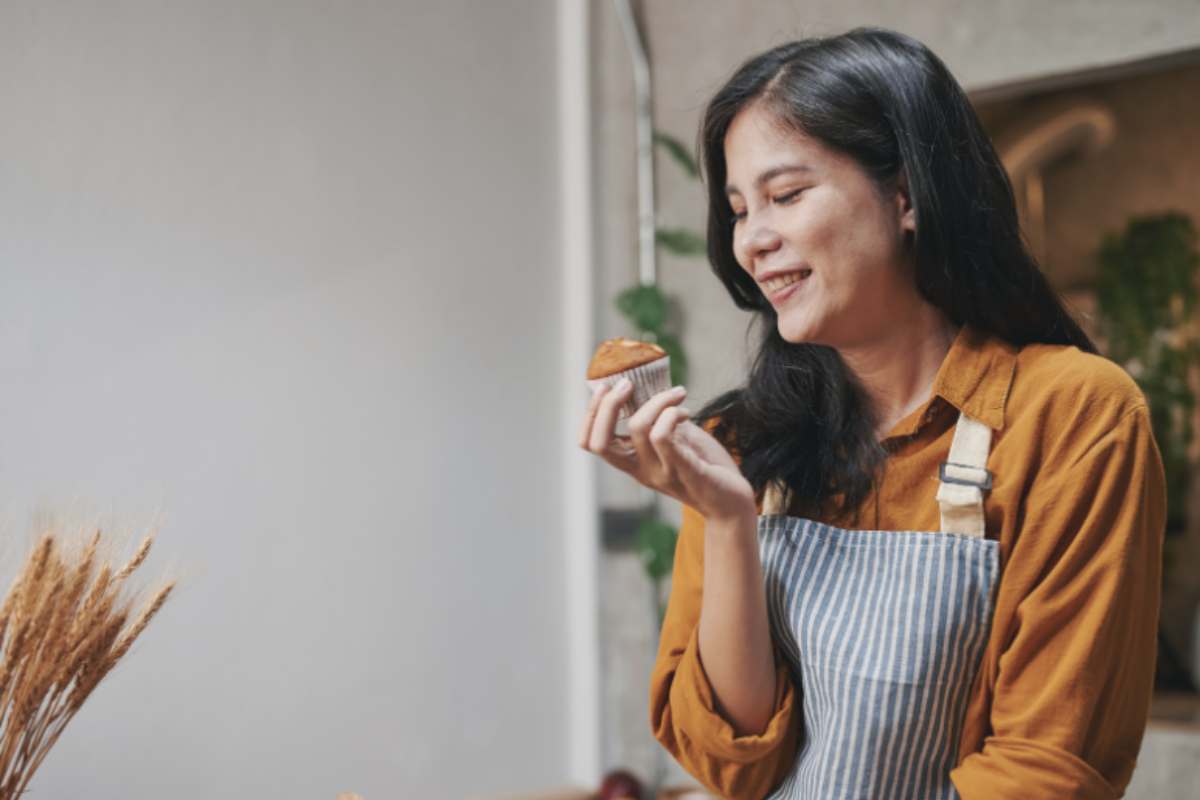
[777,317,822,345]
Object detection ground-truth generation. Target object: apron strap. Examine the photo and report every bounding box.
[760,411,994,536]
[935,412,994,538]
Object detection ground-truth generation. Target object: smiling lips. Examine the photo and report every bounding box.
[761,268,812,301]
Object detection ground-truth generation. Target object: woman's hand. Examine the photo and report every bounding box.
[578,379,758,525]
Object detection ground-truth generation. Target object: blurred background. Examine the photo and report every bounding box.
[0,1,1197,798]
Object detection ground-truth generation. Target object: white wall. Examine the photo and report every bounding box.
[0,2,577,798]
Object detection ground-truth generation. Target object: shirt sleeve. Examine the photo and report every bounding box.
[648,501,803,800]
[950,403,1166,799]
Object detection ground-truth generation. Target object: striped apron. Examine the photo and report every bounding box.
[758,411,1001,800]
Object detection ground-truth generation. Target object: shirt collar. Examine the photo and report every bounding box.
[930,324,1018,431]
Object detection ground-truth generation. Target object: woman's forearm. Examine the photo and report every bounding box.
[698,512,778,736]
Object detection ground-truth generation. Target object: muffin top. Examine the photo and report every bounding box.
[586,337,667,379]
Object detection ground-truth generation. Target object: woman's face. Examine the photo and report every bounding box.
[724,104,919,348]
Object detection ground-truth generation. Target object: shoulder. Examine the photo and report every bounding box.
[1001,341,1151,472]
[1008,341,1147,428]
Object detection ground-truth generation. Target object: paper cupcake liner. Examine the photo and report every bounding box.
[587,355,672,419]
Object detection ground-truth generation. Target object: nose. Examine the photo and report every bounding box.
[736,217,783,274]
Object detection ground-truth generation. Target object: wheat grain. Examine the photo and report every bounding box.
[106,582,175,669]
[0,524,174,799]
[114,535,152,583]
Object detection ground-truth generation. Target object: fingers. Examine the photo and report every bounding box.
[577,382,611,448]
[663,418,714,492]
[583,379,633,460]
[647,404,691,476]
[627,385,686,439]
[627,384,687,472]
[580,380,692,485]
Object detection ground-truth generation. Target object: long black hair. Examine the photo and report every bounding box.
[693,27,1096,517]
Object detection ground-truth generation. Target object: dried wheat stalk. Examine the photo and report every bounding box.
[0,527,174,798]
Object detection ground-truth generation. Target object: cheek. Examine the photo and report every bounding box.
[786,196,843,254]
[822,209,896,278]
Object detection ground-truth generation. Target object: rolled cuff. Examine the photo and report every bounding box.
[951,736,1118,800]
[670,623,799,763]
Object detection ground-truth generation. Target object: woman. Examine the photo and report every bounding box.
[578,27,1165,800]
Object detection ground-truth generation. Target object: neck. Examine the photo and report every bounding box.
[838,309,961,440]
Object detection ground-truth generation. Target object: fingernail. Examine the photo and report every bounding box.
[617,378,632,391]
[671,385,687,395]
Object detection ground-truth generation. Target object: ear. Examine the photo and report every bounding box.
[896,170,916,236]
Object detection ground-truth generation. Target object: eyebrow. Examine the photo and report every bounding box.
[725,163,814,197]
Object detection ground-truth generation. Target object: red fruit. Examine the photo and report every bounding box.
[597,768,644,800]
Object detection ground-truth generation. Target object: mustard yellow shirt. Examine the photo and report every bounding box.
[649,325,1166,799]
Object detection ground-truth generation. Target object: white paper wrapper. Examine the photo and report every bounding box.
[587,355,672,419]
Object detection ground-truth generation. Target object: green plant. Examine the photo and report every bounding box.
[616,130,706,628]
[1094,212,1199,535]
[635,517,677,629]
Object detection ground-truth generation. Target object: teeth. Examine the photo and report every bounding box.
[764,270,810,292]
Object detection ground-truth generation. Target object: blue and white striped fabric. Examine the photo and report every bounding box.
[758,515,1001,800]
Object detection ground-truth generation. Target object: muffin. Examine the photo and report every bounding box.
[587,337,672,419]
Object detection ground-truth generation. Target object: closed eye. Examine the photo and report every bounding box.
[774,188,805,205]
[729,188,807,226]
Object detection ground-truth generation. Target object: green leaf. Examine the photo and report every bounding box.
[653,130,699,178]
[656,227,707,257]
[635,517,678,582]
[615,284,668,333]
[654,332,689,386]
[1093,210,1199,531]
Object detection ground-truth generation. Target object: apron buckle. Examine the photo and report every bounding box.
[939,460,993,491]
